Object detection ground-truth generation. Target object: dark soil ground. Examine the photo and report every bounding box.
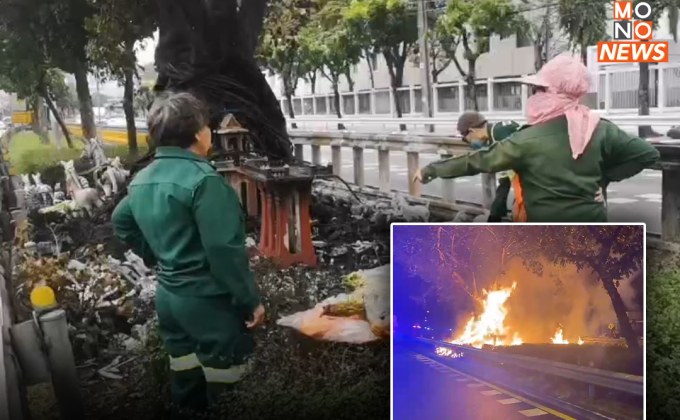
[24,179,391,420]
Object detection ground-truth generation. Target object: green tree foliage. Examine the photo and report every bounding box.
[300,0,363,122]
[22,0,98,139]
[647,268,680,417]
[85,0,157,156]
[344,0,417,117]
[557,0,608,64]
[436,0,520,110]
[259,0,317,120]
[0,7,75,147]
[517,0,568,71]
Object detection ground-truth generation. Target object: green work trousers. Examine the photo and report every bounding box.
[155,285,255,420]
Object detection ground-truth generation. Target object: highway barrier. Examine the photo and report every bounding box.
[416,337,644,397]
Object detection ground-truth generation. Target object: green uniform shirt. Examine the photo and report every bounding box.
[112,147,260,313]
[489,120,520,144]
[422,116,660,222]
[487,120,520,179]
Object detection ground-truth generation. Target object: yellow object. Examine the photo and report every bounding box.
[65,124,149,146]
[12,111,34,125]
[30,285,57,310]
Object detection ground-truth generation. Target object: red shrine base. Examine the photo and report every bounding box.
[225,171,316,268]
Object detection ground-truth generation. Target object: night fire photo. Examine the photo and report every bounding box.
[392,224,644,420]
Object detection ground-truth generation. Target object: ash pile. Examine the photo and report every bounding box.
[310,179,430,270]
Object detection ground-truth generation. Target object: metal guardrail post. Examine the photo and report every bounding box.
[439,153,455,204]
[311,144,321,166]
[406,149,421,197]
[39,309,84,420]
[481,173,497,210]
[417,337,644,396]
[294,144,304,161]
[656,144,680,242]
[378,146,391,193]
[331,140,342,177]
[353,145,365,187]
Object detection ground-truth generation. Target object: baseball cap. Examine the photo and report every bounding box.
[457,111,487,137]
[520,73,550,87]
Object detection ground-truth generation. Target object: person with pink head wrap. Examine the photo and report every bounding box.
[415,54,660,222]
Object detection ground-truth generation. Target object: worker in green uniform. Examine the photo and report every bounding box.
[457,111,520,222]
[414,55,660,222]
[112,92,265,419]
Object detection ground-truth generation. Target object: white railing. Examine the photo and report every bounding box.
[282,62,680,119]
[289,129,680,242]
[286,113,680,133]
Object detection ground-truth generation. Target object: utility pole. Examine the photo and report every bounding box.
[417,0,434,131]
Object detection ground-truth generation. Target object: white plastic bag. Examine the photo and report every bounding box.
[276,265,390,344]
[277,294,379,344]
[351,265,390,337]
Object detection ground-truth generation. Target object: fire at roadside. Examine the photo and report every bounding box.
[11,176,431,419]
[429,257,643,373]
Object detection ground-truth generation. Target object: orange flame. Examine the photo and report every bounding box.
[451,283,521,348]
[551,327,569,344]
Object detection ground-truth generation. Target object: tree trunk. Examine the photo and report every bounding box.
[123,65,138,157]
[600,275,640,353]
[238,0,268,58]
[365,49,376,88]
[283,75,297,129]
[309,72,317,95]
[41,91,74,148]
[31,97,49,144]
[466,57,479,110]
[638,61,654,137]
[386,50,407,130]
[580,42,588,65]
[345,69,355,92]
[73,60,97,140]
[332,78,344,130]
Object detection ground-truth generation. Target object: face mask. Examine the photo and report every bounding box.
[470,140,485,150]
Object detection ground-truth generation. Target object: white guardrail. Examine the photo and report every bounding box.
[416,337,644,396]
[285,112,680,132]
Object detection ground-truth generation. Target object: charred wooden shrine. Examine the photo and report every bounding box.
[212,114,331,268]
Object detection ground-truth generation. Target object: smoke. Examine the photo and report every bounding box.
[617,268,643,311]
[478,257,617,343]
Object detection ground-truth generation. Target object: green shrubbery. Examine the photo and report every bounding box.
[647,268,680,419]
[7,132,146,176]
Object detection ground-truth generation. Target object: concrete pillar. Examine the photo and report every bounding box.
[311,145,321,165]
[378,147,391,193]
[406,149,421,197]
[353,146,365,187]
[331,141,342,176]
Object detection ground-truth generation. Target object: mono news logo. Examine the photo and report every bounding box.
[597,1,669,63]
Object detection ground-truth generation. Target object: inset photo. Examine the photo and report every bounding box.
[392,224,644,420]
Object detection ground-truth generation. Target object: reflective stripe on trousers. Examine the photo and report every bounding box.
[169,354,253,384]
[169,353,202,371]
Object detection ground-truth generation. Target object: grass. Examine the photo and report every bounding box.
[6,131,147,175]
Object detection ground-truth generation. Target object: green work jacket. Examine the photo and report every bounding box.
[422,116,660,222]
[112,146,260,313]
[486,120,520,179]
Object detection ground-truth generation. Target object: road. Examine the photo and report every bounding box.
[393,342,571,420]
[304,146,662,233]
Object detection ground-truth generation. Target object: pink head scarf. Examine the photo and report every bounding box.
[525,55,600,159]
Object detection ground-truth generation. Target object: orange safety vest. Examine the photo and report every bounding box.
[511,174,527,222]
